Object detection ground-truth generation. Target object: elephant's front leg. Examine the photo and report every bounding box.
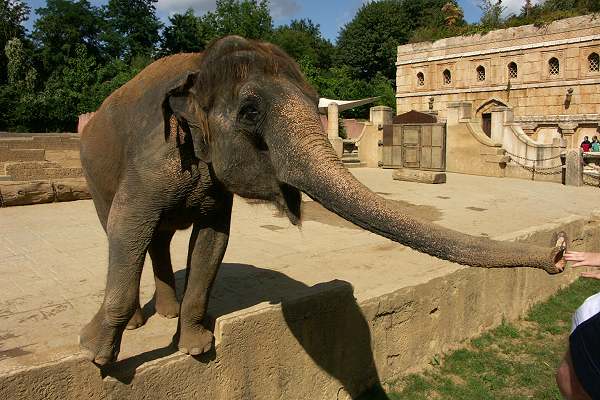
[80,195,159,365]
[178,195,232,355]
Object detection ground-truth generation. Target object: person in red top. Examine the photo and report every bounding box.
[581,136,592,152]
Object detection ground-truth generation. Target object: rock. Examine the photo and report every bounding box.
[392,169,446,184]
[0,181,55,206]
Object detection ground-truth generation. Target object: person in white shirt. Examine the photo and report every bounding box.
[556,251,600,400]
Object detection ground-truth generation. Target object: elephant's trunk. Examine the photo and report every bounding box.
[269,98,564,273]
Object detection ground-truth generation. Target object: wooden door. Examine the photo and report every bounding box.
[402,125,421,169]
[427,124,446,171]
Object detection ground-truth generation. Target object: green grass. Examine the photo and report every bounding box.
[360,278,600,400]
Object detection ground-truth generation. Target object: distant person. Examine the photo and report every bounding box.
[591,137,600,152]
[555,251,600,400]
[581,136,591,152]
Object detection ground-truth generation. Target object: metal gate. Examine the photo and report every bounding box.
[381,123,446,171]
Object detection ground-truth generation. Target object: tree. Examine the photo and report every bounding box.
[1,37,36,130]
[0,0,29,83]
[478,0,506,28]
[336,0,458,82]
[103,0,162,60]
[160,9,215,55]
[0,1,29,59]
[32,0,104,75]
[521,0,533,16]
[442,2,464,26]
[210,0,272,40]
[5,37,35,86]
[270,19,334,69]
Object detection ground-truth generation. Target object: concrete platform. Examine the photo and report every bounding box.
[2,169,600,399]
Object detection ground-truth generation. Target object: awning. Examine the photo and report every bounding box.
[318,97,380,114]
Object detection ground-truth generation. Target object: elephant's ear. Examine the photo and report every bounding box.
[163,71,211,162]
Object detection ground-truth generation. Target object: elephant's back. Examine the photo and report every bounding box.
[80,53,204,204]
[104,53,204,114]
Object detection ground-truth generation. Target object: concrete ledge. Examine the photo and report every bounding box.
[1,213,598,399]
[393,169,446,184]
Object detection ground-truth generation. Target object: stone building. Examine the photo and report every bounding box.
[395,15,600,148]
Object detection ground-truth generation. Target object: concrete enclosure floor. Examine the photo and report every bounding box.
[2,169,600,399]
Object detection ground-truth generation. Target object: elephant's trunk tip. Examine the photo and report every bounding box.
[547,231,568,274]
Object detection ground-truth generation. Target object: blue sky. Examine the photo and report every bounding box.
[22,0,536,43]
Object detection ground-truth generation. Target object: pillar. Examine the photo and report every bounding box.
[565,149,583,187]
[327,103,343,157]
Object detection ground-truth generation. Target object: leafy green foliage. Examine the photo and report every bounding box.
[102,0,162,60]
[478,0,505,28]
[269,19,334,70]
[0,0,30,83]
[209,0,272,39]
[103,0,162,60]
[336,0,462,81]
[32,0,104,75]
[160,9,215,54]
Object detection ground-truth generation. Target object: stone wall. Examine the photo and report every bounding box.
[396,15,600,146]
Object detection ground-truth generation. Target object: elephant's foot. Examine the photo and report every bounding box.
[155,292,179,319]
[79,308,124,366]
[178,323,214,356]
[125,306,145,330]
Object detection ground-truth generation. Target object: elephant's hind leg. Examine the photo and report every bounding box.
[149,229,179,318]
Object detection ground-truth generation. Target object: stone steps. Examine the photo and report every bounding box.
[0,136,80,151]
[2,161,83,181]
[342,152,366,168]
[0,147,46,162]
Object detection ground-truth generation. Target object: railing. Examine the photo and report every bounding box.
[504,150,565,180]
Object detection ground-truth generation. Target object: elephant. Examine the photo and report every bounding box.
[79,35,567,366]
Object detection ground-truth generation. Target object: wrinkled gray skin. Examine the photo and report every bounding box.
[80,36,566,365]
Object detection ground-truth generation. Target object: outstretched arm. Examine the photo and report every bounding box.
[564,251,600,279]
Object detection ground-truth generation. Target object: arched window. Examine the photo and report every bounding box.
[416,72,424,86]
[443,69,451,85]
[549,57,560,75]
[476,65,486,81]
[589,52,600,72]
[508,62,518,79]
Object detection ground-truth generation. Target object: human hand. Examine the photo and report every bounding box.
[564,251,600,279]
[564,251,600,267]
[580,270,600,280]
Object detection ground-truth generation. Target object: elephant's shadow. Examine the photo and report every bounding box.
[104,263,389,399]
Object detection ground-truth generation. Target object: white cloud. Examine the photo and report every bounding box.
[470,0,543,18]
[156,0,300,19]
[156,0,217,16]
[270,0,301,19]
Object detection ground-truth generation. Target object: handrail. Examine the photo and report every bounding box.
[466,122,501,147]
[343,123,369,144]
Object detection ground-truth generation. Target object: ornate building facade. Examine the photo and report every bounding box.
[395,15,600,148]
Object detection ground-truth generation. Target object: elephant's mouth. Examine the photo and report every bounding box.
[274,183,302,225]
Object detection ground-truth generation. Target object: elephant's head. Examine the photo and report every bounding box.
[165,36,566,274]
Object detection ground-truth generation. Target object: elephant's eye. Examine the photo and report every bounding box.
[239,104,260,125]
